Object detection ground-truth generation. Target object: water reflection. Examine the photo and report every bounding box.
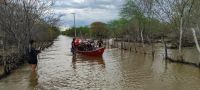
[29,71,38,88]
[72,54,105,69]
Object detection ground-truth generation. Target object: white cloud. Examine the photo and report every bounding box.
[73,0,85,3]
[51,0,124,29]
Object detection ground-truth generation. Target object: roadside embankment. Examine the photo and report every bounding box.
[0,41,53,79]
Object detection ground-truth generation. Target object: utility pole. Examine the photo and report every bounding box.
[71,13,76,37]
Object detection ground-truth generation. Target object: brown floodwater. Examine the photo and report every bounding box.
[0,35,200,90]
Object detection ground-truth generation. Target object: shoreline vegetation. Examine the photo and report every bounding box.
[0,41,54,79]
[62,0,200,69]
[110,40,200,68]
[0,0,60,79]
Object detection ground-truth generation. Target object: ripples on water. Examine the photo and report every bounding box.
[0,35,200,90]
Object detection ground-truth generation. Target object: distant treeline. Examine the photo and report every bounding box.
[62,18,167,41]
[62,22,109,39]
[62,26,90,38]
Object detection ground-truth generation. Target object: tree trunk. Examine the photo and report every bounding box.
[141,29,144,45]
[178,17,183,60]
[162,35,168,59]
[151,42,155,57]
[133,39,137,53]
[128,38,131,51]
[140,29,145,53]
[191,28,200,53]
[121,41,123,49]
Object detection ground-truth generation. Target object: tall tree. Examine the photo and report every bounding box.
[90,22,108,38]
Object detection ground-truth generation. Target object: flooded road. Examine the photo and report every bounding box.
[1,35,200,90]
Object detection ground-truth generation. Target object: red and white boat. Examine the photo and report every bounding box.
[76,47,105,57]
[73,38,105,57]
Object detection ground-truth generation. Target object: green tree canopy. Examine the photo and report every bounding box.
[90,22,108,38]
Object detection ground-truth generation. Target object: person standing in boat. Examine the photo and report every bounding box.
[97,39,103,47]
[28,40,41,72]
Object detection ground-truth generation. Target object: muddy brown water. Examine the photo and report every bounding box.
[0,35,200,90]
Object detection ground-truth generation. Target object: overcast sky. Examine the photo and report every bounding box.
[51,0,124,30]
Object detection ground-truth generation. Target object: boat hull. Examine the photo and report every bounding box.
[77,47,105,57]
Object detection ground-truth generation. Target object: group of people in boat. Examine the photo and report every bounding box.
[71,38,103,54]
